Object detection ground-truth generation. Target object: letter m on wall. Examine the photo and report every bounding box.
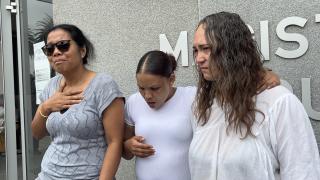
[159,31,188,66]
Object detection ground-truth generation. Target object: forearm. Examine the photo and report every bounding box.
[31,104,51,139]
[99,141,122,180]
[122,140,134,160]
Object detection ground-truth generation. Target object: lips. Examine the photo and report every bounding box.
[147,102,156,107]
[53,59,67,65]
[200,67,209,72]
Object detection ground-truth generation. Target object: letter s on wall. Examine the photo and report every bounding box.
[275,16,308,59]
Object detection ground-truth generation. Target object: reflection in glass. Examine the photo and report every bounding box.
[25,1,53,179]
[0,79,6,180]
[0,8,7,179]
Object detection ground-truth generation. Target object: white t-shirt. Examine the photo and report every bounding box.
[189,85,320,180]
[125,86,196,180]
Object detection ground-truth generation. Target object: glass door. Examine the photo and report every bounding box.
[19,0,53,179]
[0,7,7,180]
[1,0,19,179]
[0,0,52,179]
[18,0,53,179]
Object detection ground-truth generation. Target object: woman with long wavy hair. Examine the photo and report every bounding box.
[189,12,320,180]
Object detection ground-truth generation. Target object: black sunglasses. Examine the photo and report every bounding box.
[41,40,71,56]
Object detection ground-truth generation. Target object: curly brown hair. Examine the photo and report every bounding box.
[194,12,265,137]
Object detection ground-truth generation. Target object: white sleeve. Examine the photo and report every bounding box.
[187,86,197,132]
[270,94,320,180]
[125,96,135,127]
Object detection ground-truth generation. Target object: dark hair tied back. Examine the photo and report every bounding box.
[136,50,177,77]
[44,24,95,64]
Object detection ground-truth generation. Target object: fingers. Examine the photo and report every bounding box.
[65,99,82,106]
[57,92,84,105]
[264,70,280,88]
[66,94,84,101]
[267,81,277,89]
[48,91,83,112]
[257,70,281,94]
[62,90,84,104]
[261,77,279,91]
[135,142,154,149]
[133,149,155,158]
[64,90,83,96]
[132,145,155,158]
[257,80,268,94]
[132,144,155,153]
[127,136,155,158]
[135,136,145,142]
[131,136,153,148]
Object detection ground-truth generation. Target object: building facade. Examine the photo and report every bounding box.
[1,0,319,179]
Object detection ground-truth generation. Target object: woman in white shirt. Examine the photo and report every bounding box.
[122,50,280,180]
[123,50,196,180]
[190,11,320,180]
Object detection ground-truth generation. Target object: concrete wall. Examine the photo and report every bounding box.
[53,0,320,179]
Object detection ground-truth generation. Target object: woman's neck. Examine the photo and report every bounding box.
[62,66,91,87]
[165,87,177,102]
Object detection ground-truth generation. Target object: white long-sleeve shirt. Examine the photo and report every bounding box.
[189,85,320,180]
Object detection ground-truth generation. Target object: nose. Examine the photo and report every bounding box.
[52,46,62,56]
[195,52,206,65]
[144,90,152,100]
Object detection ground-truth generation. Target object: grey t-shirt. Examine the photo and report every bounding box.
[36,73,122,180]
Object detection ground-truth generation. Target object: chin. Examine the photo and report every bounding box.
[53,67,68,75]
[203,75,214,81]
[149,103,163,110]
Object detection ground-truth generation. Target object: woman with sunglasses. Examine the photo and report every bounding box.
[122,50,280,180]
[31,24,124,180]
[190,12,320,180]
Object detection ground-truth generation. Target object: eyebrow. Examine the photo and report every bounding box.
[46,39,71,45]
[193,44,211,49]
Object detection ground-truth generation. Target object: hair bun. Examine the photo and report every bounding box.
[167,53,177,73]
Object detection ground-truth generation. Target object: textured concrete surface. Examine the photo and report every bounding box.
[199,0,320,150]
[54,1,199,179]
[53,0,320,179]
[53,0,199,97]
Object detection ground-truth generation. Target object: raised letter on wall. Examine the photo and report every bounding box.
[247,22,269,61]
[260,20,270,61]
[159,31,188,66]
[275,16,308,59]
[302,78,320,120]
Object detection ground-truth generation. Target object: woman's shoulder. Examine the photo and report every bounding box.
[95,72,114,82]
[45,74,62,88]
[258,85,292,101]
[127,92,142,104]
[178,86,197,94]
[92,72,119,88]
[177,86,197,98]
[257,85,301,112]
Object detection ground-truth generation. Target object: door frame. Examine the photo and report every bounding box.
[1,0,19,179]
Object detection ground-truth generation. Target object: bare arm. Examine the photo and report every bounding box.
[122,124,135,160]
[123,124,155,160]
[31,104,50,139]
[99,98,124,180]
